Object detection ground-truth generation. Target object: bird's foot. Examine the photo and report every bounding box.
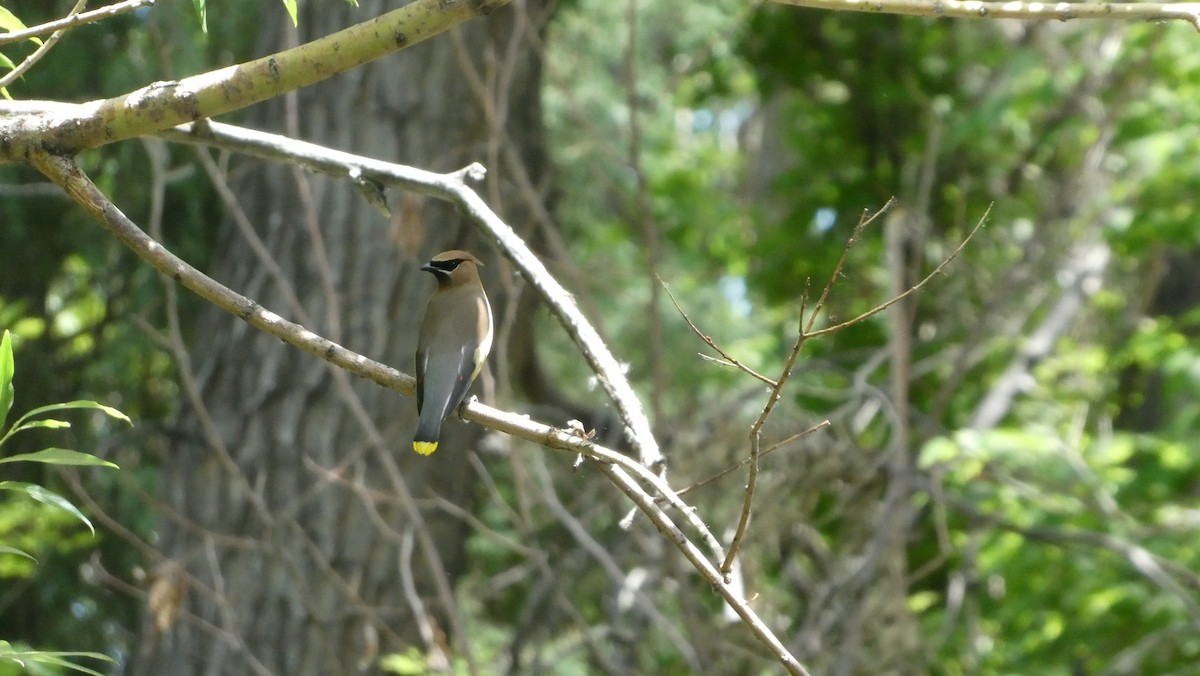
[456,395,479,420]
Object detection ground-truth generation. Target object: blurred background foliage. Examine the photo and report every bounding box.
[2,0,1199,673]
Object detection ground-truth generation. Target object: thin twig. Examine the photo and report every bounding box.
[0,0,87,91]
[720,202,894,577]
[672,420,830,499]
[768,0,1200,30]
[806,200,897,334]
[807,204,991,339]
[0,0,154,46]
[0,0,512,157]
[659,275,778,388]
[719,202,984,576]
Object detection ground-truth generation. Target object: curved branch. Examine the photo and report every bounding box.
[159,118,664,471]
[28,149,803,674]
[0,102,677,541]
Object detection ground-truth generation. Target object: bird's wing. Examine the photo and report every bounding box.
[415,346,427,414]
[418,341,479,425]
[441,343,480,420]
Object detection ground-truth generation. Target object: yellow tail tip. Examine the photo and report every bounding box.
[412,441,438,456]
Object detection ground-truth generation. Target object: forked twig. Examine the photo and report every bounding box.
[670,420,830,499]
[0,0,87,91]
[808,204,992,339]
[0,0,155,46]
[720,201,895,577]
[659,275,779,388]
[804,199,898,334]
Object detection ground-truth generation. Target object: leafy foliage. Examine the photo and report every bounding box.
[541,1,1200,673]
[0,331,124,673]
[4,0,1200,672]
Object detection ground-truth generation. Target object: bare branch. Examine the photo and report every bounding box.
[807,204,991,339]
[806,200,896,334]
[672,420,830,499]
[25,148,790,664]
[721,202,893,577]
[0,0,87,91]
[0,0,511,158]
[659,274,779,388]
[590,459,812,676]
[155,117,662,470]
[767,0,1200,30]
[0,0,155,46]
[0,0,154,45]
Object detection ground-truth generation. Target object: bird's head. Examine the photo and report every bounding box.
[421,250,484,287]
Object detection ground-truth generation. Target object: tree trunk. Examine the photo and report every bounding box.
[134,2,550,673]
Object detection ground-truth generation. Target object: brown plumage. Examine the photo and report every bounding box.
[412,250,492,455]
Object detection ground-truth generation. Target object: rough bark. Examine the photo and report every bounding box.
[134,1,549,673]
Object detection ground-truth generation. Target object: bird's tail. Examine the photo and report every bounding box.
[412,412,441,456]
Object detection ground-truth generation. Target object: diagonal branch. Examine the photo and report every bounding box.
[0,0,87,92]
[720,202,893,577]
[659,275,780,388]
[28,149,804,674]
[25,125,682,566]
[154,117,662,471]
[807,205,990,339]
[0,0,155,46]
[0,0,512,159]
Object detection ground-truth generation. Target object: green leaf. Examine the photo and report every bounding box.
[0,7,29,34]
[282,0,298,26]
[11,399,132,429]
[0,544,36,563]
[12,653,109,676]
[0,447,118,468]
[12,418,71,433]
[0,642,114,676]
[0,331,13,430]
[193,0,207,33]
[0,481,96,535]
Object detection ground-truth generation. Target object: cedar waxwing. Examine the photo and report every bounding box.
[412,250,493,455]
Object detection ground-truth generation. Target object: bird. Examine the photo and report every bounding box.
[412,250,493,455]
